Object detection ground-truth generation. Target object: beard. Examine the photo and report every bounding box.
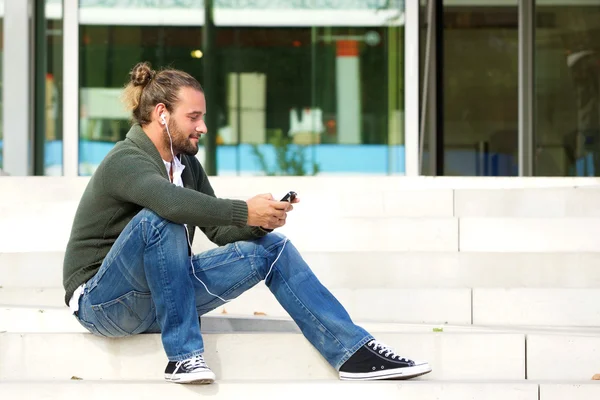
[163,118,199,157]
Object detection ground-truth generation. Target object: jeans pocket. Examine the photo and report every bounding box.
[91,291,155,337]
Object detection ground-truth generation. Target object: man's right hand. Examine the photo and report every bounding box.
[246,194,293,230]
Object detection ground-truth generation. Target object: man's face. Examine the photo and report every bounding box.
[163,87,207,156]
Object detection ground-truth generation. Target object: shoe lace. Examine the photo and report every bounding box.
[368,340,410,362]
[176,355,208,372]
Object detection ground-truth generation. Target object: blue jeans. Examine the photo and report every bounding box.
[76,209,373,369]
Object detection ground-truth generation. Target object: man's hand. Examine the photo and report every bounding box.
[246,193,298,230]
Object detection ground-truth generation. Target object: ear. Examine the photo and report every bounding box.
[154,103,167,125]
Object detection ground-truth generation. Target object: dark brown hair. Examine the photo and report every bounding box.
[121,62,203,126]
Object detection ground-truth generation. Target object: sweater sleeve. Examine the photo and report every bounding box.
[194,161,269,246]
[102,150,248,228]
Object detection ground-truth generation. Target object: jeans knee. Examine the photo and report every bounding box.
[234,232,287,278]
[135,209,175,231]
[261,231,288,247]
[133,209,188,255]
[135,208,162,222]
[259,233,292,279]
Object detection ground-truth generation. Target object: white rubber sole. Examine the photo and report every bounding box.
[339,361,432,381]
[164,370,216,384]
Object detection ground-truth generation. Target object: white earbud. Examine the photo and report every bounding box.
[160,113,167,125]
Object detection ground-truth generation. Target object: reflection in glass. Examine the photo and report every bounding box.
[535,1,600,176]
[77,1,405,176]
[426,2,519,176]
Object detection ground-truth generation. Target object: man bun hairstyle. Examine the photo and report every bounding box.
[130,62,156,87]
[121,61,204,126]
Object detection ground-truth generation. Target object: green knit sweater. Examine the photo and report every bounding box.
[62,124,267,305]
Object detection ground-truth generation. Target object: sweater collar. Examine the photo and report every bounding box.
[126,124,168,179]
[126,123,196,187]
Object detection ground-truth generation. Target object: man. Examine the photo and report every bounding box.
[63,62,432,384]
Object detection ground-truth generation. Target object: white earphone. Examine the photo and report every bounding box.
[157,107,288,303]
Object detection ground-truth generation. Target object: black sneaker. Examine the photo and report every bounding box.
[164,355,216,384]
[339,340,432,380]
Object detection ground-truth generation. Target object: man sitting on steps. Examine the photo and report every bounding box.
[62,61,432,384]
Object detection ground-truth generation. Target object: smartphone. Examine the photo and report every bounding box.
[280,191,297,202]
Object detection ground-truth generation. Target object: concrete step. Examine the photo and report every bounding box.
[0,202,78,253]
[6,211,600,253]
[2,176,600,201]
[200,186,600,219]
[6,177,600,226]
[206,185,600,219]
[147,176,600,190]
[0,381,545,400]
[3,311,599,382]
[0,177,89,206]
[278,217,459,252]
[7,188,600,252]
[473,289,600,327]
[539,383,600,400]
[4,306,600,337]
[527,334,600,381]
[0,306,87,333]
[4,251,600,289]
[0,332,525,381]
[3,176,600,213]
[0,187,456,220]
[459,218,600,252]
[0,211,460,253]
[454,187,600,218]
[5,287,600,327]
[0,307,303,334]
[0,286,473,325]
[5,286,600,328]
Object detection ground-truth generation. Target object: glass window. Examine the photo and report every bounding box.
[535,1,600,176]
[36,0,64,176]
[77,1,405,176]
[228,26,400,176]
[420,1,519,176]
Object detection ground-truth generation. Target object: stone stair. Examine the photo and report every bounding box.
[1,176,600,399]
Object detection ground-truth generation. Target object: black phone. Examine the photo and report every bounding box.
[280,191,297,202]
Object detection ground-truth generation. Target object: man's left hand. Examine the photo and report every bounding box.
[261,194,299,230]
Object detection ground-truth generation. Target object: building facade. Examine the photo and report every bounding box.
[0,0,599,177]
